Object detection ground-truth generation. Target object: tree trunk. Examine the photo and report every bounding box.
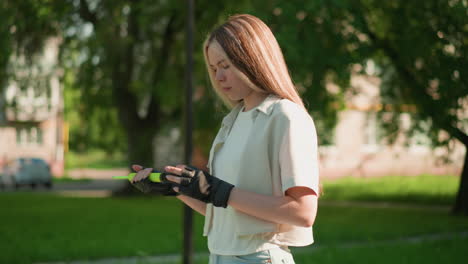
[112,122,159,196]
[453,146,468,216]
[127,127,157,167]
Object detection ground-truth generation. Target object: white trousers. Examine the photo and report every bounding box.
[209,247,295,264]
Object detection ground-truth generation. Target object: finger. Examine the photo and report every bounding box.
[133,168,152,182]
[164,166,183,176]
[176,164,187,169]
[173,187,179,193]
[132,171,145,183]
[165,175,182,184]
[132,164,144,172]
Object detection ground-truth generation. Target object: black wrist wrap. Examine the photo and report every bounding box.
[211,180,235,208]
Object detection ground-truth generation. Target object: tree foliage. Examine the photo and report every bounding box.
[57,0,245,165]
[347,0,468,214]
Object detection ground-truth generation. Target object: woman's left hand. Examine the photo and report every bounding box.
[128,164,178,196]
[162,165,235,208]
[163,164,187,192]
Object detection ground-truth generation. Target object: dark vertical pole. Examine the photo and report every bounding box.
[183,0,195,264]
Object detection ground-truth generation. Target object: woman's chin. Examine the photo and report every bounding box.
[226,94,239,101]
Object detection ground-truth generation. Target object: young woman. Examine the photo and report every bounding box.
[132,14,319,264]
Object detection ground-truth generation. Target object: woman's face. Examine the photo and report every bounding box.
[207,41,253,101]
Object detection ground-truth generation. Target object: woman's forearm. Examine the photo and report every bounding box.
[228,187,318,227]
[163,165,317,224]
[177,195,207,216]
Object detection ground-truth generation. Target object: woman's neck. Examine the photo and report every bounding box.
[243,92,268,112]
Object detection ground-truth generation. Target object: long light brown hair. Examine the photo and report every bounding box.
[203,14,305,110]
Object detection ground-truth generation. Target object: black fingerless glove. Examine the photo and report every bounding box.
[131,170,179,196]
[162,166,234,208]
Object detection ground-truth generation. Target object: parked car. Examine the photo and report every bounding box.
[3,158,53,189]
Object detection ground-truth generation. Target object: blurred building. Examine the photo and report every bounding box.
[319,73,465,179]
[0,38,65,177]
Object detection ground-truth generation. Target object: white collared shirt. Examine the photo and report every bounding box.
[209,105,280,255]
[204,94,320,248]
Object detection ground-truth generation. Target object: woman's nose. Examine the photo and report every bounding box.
[215,70,225,82]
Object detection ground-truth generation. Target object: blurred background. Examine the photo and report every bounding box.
[0,0,467,263]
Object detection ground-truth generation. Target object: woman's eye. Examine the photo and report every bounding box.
[211,65,228,74]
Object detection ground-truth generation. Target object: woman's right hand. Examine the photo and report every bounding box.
[131,164,153,183]
[129,164,178,196]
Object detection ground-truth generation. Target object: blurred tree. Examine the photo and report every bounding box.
[350,0,467,215]
[58,0,253,165]
[57,0,255,194]
[60,0,186,168]
[63,70,127,155]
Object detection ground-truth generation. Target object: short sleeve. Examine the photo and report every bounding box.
[278,109,320,195]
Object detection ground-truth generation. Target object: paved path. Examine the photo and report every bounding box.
[35,230,468,264]
[67,168,129,180]
[1,178,127,197]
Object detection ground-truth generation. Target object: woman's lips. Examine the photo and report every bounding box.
[222,87,231,91]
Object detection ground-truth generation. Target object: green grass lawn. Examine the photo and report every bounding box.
[0,174,466,264]
[0,194,206,264]
[321,174,459,205]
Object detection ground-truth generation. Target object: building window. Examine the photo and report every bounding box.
[15,126,43,146]
[363,112,380,153]
[409,120,431,154]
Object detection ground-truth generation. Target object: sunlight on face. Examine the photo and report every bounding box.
[206,41,253,102]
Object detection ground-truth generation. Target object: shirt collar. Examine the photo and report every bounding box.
[256,94,280,115]
[221,94,280,127]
